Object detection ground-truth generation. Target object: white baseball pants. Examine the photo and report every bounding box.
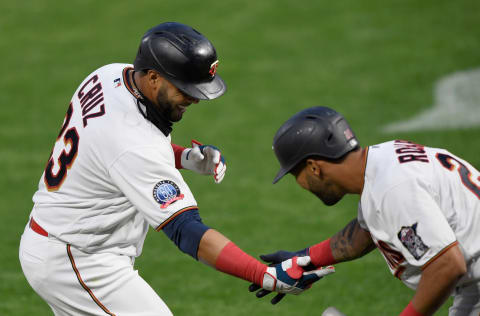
[19,220,173,316]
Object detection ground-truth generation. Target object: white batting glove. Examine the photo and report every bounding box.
[181,140,227,184]
[261,256,335,295]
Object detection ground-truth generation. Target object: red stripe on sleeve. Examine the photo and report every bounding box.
[215,242,267,286]
[400,302,424,316]
[155,206,198,231]
[171,143,185,169]
[421,241,458,271]
[309,238,337,267]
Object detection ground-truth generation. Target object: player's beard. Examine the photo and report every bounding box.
[156,85,185,122]
[307,174,344,206]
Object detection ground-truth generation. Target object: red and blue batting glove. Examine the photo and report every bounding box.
[261,248,316,270]
[181,140,227,183]
[251,256,335,304]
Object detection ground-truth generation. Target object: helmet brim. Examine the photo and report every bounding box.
[272,167,289,184]
[169,75,227,100]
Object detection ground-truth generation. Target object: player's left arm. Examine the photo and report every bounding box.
[171,140,226,183]
[378,179,467,315]
[401,242,466,316]
[161,210,334,298]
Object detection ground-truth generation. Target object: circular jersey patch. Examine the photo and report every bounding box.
[153,180,184,209]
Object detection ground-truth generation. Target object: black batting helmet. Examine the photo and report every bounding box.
[272,106,359,183]
[134,22,226,100]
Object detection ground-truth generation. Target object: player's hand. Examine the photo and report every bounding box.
[248,248,318,303]
[181,140,226,183]
[250,256,334,304]
[261,248,316,271]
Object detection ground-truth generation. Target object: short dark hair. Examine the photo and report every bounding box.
[290,147,360,175]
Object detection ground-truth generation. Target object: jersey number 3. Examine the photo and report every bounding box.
[44,103,79,191]
[436,153,480,200]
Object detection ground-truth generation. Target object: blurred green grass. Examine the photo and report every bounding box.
[1,0,479,315]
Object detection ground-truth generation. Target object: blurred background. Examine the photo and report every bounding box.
[1,0,479,315]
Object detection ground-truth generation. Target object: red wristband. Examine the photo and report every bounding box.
[399,302,424,316]
[309,238,337,267]
[171,143,186,169]
[215,242,267,286]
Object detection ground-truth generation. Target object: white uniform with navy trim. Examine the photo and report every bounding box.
[358,140,480,315]
[20,63,196,315]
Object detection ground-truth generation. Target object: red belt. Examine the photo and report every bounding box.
[29,217,48,237]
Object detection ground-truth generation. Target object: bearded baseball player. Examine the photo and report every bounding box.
[19,23,334,315]
[250,106,480,315]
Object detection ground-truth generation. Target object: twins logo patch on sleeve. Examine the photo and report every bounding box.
[397,223,429,260]
[153,180,184,209]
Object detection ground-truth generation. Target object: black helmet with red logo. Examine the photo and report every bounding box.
[272,106,359,183]
[134,22,226,100]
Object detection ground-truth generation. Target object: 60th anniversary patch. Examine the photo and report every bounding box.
[153,180,184,209]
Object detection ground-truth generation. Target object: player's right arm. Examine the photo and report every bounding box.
[260,218,375,268]
[329,218,376,263]
[171,141,226,184]
[248,219,365,303]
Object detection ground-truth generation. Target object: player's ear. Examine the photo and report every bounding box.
[306,159,323,178]
[147,70,162,87]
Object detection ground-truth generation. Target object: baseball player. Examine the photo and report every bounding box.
[250,106,480,315]
[19,23,333,315]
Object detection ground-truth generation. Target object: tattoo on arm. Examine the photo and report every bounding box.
[330,218,375,262]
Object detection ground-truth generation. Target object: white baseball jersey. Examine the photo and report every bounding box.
[30,63,197,257]
[358,140,480,290]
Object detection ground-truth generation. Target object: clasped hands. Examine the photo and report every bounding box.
[250,250,335,304]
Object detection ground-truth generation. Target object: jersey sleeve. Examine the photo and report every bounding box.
[357,202,369,231]
[377,179,457,268]
[108,145,198,230]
